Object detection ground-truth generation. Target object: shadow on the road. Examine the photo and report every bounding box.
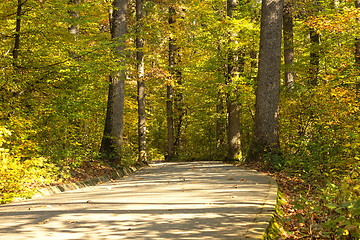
[0,162,276,240]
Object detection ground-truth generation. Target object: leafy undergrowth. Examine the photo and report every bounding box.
[56,160,116,184]
[239,161,360,240]
[0,157,118,204]
[1,126,132,204]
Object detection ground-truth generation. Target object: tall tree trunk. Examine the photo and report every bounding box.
[308,0,321,86]
[166,84,175,160]
[167,6,183,161]
[309,29,320,85]
[13,0,25,61]
[216,89,225,149]
[136,0,147,163]
[68,0,80,62]
[100,0,127,164]
[225,0,242,161]
[248,0,283,161]
[68,0,80,39]
[283,1,295,88]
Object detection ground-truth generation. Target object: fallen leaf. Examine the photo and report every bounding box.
[38,219,49,224]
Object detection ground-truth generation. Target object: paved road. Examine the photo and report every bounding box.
[0,162,277,240]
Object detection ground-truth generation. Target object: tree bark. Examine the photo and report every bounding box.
[308,0,321,86]
[100,0,127,164]
[166,6,183,161]
[166,84,174,160]
[225,0,242,161]
[68,0,80,39]
[216,90,225,149]
[283,1,295,88]
[248,0,283,161]
[13,0,25,61]
[309,29,320,85]
[226,93,242,160]
[136,0,147,163]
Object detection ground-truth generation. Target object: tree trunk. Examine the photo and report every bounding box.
[166,6,183,161]
[308,0,321,86]
[309,29,320,85]
[226,0,242,161]
[216,90,225,149]
[13,0,24,61]
[248,0,283,161]
[283,1,295,88]
[136,0,147,163]
[68,0,80,39]
[166,84,175,160]
[100,0,127,164]
[226,93,242,160]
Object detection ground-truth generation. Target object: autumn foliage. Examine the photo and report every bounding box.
[0,0,359,238]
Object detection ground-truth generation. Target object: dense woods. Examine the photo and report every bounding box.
[0,0,359,238]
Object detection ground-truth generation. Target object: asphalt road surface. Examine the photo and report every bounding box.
[0,161,277,240]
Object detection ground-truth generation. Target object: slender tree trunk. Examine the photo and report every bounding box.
[309,29,320,85]
[13,0,25,61]
[166,84,175,160]
[136,0,147,163]
[216,90,225,149]
[308,0,321,86]
[283,1,295,88]
[68,0,80,62]
[68,0,80,39]
[100,0,127,164]
[248,0,283,161]
[226,0,242,161]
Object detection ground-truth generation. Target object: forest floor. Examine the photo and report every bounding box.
[0,161,277,240]
[239,161,322,239]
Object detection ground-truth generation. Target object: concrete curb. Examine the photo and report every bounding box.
[240,171,278,239]
[30,165,142,199]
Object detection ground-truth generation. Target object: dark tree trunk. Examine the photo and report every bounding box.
[68,0,80,38]
[308,0,321,86]
[216,90,225,149]
[166,6,184,161]
[166,6,176,161]
[100,0,127,164]
[283,1,295,88]
[248,0,283,161]
[136,0,147,163]
[226,0,242,161]
[309,29,320,86]
[166,84,175,160]
[13,0,25,61]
